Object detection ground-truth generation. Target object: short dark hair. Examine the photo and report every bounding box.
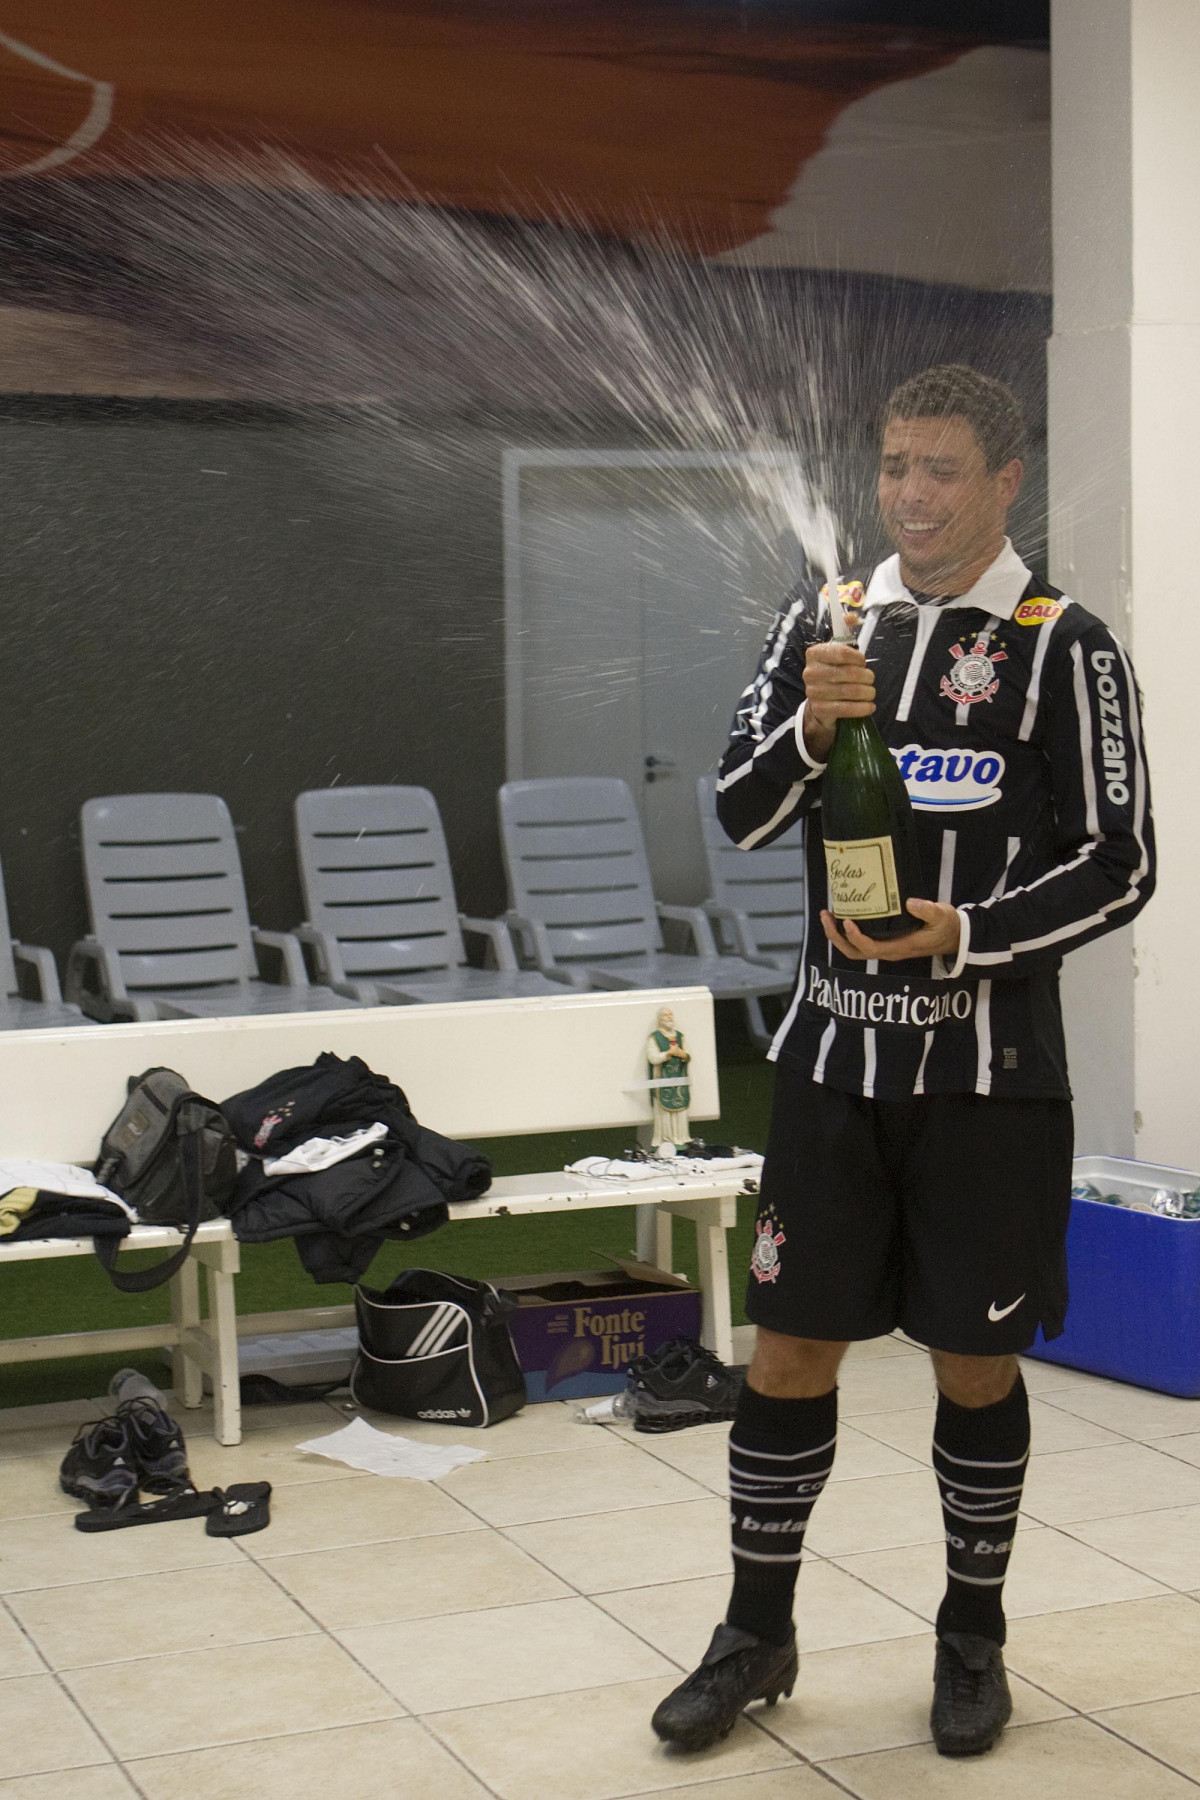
[880,365,1025,472]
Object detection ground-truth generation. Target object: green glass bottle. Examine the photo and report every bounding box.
[820,714,925,943]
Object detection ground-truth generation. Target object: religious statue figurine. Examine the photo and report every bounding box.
[646,1006,691,1155]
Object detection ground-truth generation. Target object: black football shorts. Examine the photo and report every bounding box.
[745,1060,1074,1354]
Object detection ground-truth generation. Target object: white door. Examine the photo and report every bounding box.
[505,452,800,903]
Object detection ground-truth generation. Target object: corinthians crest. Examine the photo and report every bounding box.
[940,632,1007,706]
[751,1209,786,1284]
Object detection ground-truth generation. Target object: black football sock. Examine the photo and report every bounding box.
[725,1382,838,1646]
[933,1373,1030,1647]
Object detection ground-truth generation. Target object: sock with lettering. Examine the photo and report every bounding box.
[933,1374,1030,1647]
[725,1383,837,1646]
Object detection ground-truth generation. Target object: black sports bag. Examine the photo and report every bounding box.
[352,1269,526,1427]
[93,1067,238,1293]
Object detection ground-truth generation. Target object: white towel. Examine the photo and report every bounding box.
[565,1152,763,1182]
[0,1159,135,1216]
[565,1156,665,1182]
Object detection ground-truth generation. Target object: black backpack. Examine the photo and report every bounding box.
[93,1067,238,1293]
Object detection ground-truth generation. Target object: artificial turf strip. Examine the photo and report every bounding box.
[0,1028,775,1412]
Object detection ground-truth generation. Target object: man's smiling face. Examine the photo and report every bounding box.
[877,413,1022,593]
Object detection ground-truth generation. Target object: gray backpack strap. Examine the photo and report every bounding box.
[94,1131,206,1294]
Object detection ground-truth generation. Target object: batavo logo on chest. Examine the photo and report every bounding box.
[891,745,1006,810]
[940,631,1007,706]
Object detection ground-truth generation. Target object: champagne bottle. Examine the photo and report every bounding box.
[819,582,924,942]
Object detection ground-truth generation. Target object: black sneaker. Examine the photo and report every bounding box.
[651,1623,797,1750]
[116,1396,190,1494]
[625,1337,744,1433]
[930,1632,1013,1757]
[60,1415,139,1511]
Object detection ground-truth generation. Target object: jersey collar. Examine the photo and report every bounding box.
[862,538,1032,619]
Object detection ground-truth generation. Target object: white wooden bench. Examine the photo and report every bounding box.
[0,987,753,1447]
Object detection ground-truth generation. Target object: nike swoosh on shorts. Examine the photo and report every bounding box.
[987,1294,1026,1322]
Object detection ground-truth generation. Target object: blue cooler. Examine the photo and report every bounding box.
[1026,1155,1200,1397]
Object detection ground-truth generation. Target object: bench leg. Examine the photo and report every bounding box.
[169,1262,204,1409]
[692,1208,735,1367]
[654,1208,673,1274]
[635,1205,674,1273]
[657,1195,737,1365]
[206,1264,242,1447]
[680,1195,737,1360]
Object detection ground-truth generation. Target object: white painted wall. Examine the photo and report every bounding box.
[1051,0,1200,1167]
[719,46,1050,293]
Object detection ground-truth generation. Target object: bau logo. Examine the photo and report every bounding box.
[891,744,1006,811]
[1014,598,1064,627]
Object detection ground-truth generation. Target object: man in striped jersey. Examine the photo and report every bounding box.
[652,365,1155,1757]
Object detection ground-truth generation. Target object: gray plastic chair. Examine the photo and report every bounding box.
[294,785,571,1005]
[0,855,88,1029]
[67,794,358,1022]
[697,772,805,1045]
[499,776,793,1003]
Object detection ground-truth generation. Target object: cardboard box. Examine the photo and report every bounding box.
[494,1259,703,1402]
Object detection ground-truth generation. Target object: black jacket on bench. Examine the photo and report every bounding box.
[222,1054,491,1283]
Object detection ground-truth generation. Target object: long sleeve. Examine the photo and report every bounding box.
[716,590,828,850]
[951,621,1155,980]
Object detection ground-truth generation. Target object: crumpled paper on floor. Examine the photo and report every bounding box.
[297,1416,487,1480]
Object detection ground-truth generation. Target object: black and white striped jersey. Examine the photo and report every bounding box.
[716,540,1155,1100]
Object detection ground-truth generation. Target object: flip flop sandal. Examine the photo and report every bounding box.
[74,1485,222,1533]
[207,1482,272,1537]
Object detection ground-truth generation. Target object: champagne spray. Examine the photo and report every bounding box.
[824,576,861,644]
[827,575,852,643]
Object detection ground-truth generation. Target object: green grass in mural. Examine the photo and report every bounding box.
[0,1022,775,1411]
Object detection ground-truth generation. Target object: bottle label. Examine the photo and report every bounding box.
[824,835,903,919]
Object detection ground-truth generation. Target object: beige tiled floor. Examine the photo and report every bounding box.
[2,1336,1200,1798]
